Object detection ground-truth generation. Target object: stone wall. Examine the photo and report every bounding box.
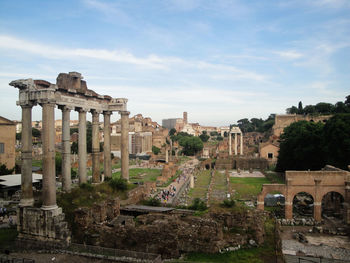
[156,162,178,185]
[216,157,268,170]
[120,182,156,206]
[74,209,270,258]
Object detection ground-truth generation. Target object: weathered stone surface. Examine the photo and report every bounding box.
[17,206,71,247]
[74,207,269,258]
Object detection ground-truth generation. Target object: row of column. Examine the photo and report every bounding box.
[19,102,130,210]
[228,132,243,156]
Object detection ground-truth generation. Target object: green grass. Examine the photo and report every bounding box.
[178,218,278,263]
[112,168,161,183]
[230,177,271,200]
[32,159,42,168]
[0,228,18,249]
[187,170,211,201]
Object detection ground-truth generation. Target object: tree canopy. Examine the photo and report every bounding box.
[276,121,325,172]
[286,96,350,115]
[179,136,203,156]
[276,114,350,172]
[234,114,275,133]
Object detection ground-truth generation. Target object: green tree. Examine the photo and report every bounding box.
[276,121,325,172]
[286,106,298,114]
[303,105,316,115]
[323,114,350,170]
[199,131,210,142]
[179,136,203,156]
[0,164,14,175]
[315,102,334,114]
[32,128,41,138]
[298,101,303,114]
[169,128,176,136]
[152,145,160,155]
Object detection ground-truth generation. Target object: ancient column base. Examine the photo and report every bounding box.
[16,206,71,248]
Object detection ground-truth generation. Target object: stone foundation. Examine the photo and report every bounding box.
[17,206,71,248]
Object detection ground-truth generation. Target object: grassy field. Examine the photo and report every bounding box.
[187,170,211,202]
[112,168,161,183]
[230,177,271,200]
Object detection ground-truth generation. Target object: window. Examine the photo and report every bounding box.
[268,153,273,159]
[0,143,4,154]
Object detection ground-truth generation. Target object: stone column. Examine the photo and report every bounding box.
[285,178,293,219]
[78,108,87,184]
[41,102,58,210]
[314,179,322,222]
[190,174,194,188]
[91,110,100,183]
[228,132,232,156]
[60,106,71,192]
[20,104,34,207]
[103,111,112,179]
[165,147,169,163]
[240,133,243,155]
[234,133,238,155]
[120,111,130,181]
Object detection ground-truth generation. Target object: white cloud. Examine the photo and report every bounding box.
[273,50,303,60]
[0,35,166,69]
[0,35,269,83]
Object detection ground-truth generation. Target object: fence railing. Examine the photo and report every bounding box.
[0,255,35,263]
[68,243,162,262]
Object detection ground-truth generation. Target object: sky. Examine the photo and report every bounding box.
[0,0,349,126]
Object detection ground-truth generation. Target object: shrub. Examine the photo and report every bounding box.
[189,198,207,211]
[109,177,127,191]
[79,182,93,191]
[0,164,14,175]
[142,197,161,206]
[221,199,236,208]
[152,146,160,155]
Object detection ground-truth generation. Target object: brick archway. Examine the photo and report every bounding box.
[257,167,350,222]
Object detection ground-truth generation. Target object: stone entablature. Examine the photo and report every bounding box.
[257,166,350,222]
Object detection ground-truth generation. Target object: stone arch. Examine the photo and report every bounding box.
[263,191,285,218]
[293,192,314,218]
[322,191,345,219]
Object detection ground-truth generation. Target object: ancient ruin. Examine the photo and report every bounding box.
[257,165,350,222]
[10,72,130,247]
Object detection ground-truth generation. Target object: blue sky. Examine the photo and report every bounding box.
[0,0,349,126]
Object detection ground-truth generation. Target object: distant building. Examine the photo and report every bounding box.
[0,116,16,170]
[259,142,279,164]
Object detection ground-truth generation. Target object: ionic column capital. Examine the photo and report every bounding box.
[58,105,74,111]
[20,102,36,108]
[91,109,102,115]
[76,107,89,113]
[103,110,112,116]
[120,111,130,116]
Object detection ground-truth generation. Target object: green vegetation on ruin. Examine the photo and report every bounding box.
[112,168,161,183]
[176,218,279,263]
[57,181,134,237]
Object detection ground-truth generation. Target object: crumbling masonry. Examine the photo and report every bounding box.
[10,72,129,247]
